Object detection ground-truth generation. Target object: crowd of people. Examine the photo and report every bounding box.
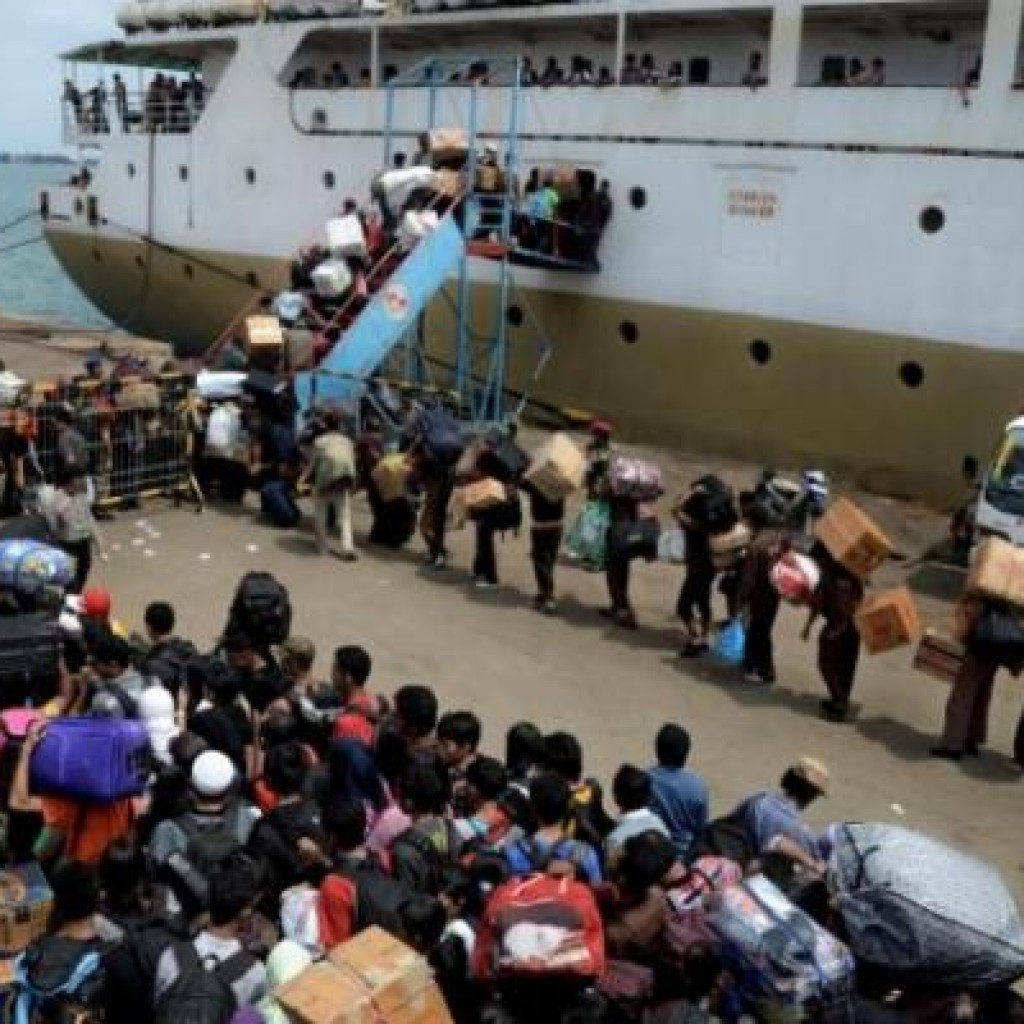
[63,72,207,134]
[1,567,1021,1024]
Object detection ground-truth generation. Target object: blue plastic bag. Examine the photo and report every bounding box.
[713,619,746,667]
[566,500,610,570]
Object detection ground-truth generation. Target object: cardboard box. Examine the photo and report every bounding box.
[855,586,921,654]
[276,961,374,1024]
[244,315,284,348]
[329,927,433,1017]
[428,129,468,164]
[552,164,578,198]
[372,454,410,503]
[913,630,965,683]
[456,478,505,516]
[815,497,892,579]
[966,536,1024,607]
[474,165,505,193]
[328,928,454,1024]
[0,864,53,956]
[524,433,585,501]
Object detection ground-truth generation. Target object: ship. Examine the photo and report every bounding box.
[41,0,1024,501]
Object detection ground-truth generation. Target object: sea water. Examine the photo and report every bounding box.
[0,163,110,330]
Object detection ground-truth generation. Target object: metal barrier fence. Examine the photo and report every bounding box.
[2,374,204,512]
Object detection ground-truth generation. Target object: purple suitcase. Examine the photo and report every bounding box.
[29,718,149,803]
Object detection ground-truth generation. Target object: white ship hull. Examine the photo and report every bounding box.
[45,0,1024,500]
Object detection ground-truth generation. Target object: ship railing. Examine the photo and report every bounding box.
[62,90,212,144]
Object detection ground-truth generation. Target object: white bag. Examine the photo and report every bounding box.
[311,259,353,299]
[397,209,439,251]
[280,884,322,956]
[0,370,25,404]
[658,527,687,564]
[205,403,241,456]
[326,214,367,260]
[196,370,246,400]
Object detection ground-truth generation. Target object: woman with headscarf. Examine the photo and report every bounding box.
[258,940,313,1024]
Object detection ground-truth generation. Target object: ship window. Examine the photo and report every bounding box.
[245,168,256,185]
[135,255,145,270]
[91,248,102,263]
[179,165,189,182]
[126,163,136,177]
[74,199,84,218]
[688,58,711,85]
[919,206,945,234]
[629,187,647,210]
[619,320,638,344]
[183,263,194,279]
[507,304,523,327]
[820,56,846,85]
[749,339,772,365]
[899,361,924,389]
[312,108,328,131]
[323,171,336,189]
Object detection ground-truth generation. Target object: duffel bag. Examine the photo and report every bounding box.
[681,475,738,533]
[608,518,660,562]
[0,539,75,597]
[30,718,150,803]
[706,874,855,1013]
[608,454,663,502]
[416,405,465,467]
[771,551,822,605]
[259,480,301,530]
[477,495,523,533]
[478,431,530,485]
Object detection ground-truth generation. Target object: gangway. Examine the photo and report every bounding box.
[207,53,602,429]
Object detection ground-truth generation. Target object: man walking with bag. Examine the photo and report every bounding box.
[304,407,357,562]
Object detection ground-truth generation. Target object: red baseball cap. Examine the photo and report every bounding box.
[72,586,112,620]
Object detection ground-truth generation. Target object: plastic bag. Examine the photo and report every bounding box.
[658,527,687,564]
[566,500,610,569]
[713,619,746,666]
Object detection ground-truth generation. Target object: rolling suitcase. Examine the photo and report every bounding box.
[29,718,150,803]
[0,613,62,708]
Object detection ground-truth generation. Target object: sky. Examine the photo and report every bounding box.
[0,1,119,153]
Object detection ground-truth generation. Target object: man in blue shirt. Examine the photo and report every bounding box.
[504,772,603,883]
[648,723,709,860]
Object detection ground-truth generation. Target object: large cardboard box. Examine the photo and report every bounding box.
[428,130,468,164]
[815,497,892,579]
[854,586,922,654]
[455,478,505,516]
[431,169,463,197]
[372,454,410,503]
[524,433,585,502]
[0,864,52,956]
[966,536,1024,607]
[328,928,453,1024]
[244,315,284,349]
[276,961,374,1024]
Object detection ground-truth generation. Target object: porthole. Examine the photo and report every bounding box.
[91,248,102,263]
[126,163,136,177]
[749,339,772,365]
[245,168,256,185]
[246,271,260,288]
[183,263,194,279]
[312,108,328,130]
[506,304,523,327]
[629,187,647,210]
[899,361,924,389]
[134,254,145,270]
[74,199,84,217]
[179,165,189,182]
[919,206,944,234]
[323,171,336,189]
[619,320,638,344]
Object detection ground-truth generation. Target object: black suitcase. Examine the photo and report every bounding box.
[0,612,62,708]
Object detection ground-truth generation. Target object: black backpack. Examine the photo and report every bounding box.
[334,854,414,936]
[391,821,459,894]
[684,475,738,534]
[153,942,253,1024]
[7,935,109,1024]
[102,919,181,1024]
[143,637,199,695]
[416,407,465,467]
[227,572,292,648]
[169,807,247,912]
[693,806,756,868]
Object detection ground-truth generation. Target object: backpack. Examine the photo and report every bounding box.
[752,473,806,530]
[567,779,614,849]
[475,874,606,980]
[101,919,180,1024]
[143,637,199,695]
[682,475,738,534]
[693,808,756,869]
[511,836,589,880]
[153,941,253,1024]
[227,571,292,648]
[392,821,459,894]
[417,407,465,467]
[7,936,107,1024]
[170,806,248,911]
[334,854,415,935]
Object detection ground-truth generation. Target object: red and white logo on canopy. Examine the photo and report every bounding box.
[382,283,410,320]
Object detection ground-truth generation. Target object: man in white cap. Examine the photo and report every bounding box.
[148,750,261,917]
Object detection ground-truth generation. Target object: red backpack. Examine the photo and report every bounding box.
[474,874,606,980]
